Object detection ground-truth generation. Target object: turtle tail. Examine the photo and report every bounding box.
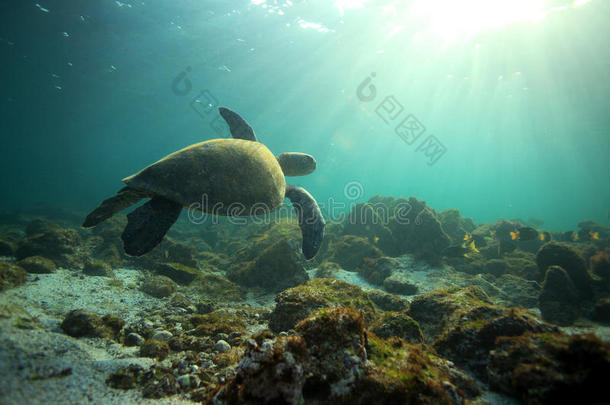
[82,187,147,228]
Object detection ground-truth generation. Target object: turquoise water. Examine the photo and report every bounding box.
[1,0,609,230]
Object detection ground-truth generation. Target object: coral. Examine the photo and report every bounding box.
[141,275,177,298]
[16,255,56,274]
[60,309,124,340]
[268,278,377,333]
[358,256,398,285]
[536,242,592,297]
[0,261,27,291]
[228,239,307,293]
[488,333,610,404]
[330,235,383,271]
[369,311,424,343]
[538,266,580,326]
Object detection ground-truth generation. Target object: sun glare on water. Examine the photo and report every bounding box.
[410,0,549,42]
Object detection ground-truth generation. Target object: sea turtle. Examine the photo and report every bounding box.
[82,107,325,259]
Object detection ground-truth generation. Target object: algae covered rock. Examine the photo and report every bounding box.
[367,289,409,311]
[268,278,377,333]
[188,272,244,301]
[60,309,124,340]
[536,242,592,296]
[358,256,397,285]
[16,227,83,268]
[382,272,419,295]
[83,259,114,277]
[343,202,395,254]
[538,265,580,326]
[141,275,177,298]
[0,261,27,291]
[0,237,16,256]
[228,239,307,293]
[140,339,170,360]
[488,333,610,404]
[330,235,383,271]
[314,261,341,278]
[437,208,476,244]
[369,311,424,343]
[593,298,610,323]
[17,255,56,274]
[154,262,201,285]
[213,306,475,405]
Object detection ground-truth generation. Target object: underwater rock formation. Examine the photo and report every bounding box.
[60,309,124,340]
[187,272,245,302]
[140,275,177,298]
[409,286,557,376]
[82,259,114,277]
[330,235,383,271]
[342,202,395,254]
[357,256,398,285]
[538,265,580,326]
[16,226,83,268]
[154,262,201,285]
[437,208,476,244]
[0,261,27,291]
[212,307,476,404]
[488,333,610,404]
[536,242,592,297]
[268,278,377,333]
[369,311,424,343]
[16,255,56,274]
[228,239,307,293]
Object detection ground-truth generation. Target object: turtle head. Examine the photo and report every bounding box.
[277,152,316,176]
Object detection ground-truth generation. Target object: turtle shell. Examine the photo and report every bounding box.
[122,139,285,216]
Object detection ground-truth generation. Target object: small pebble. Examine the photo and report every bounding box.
[152,330,173,341]
[216,332,229,341]
[143,320,154,329]
[228,332,241,339]
[215,339,231,353]
[177,374,199,388]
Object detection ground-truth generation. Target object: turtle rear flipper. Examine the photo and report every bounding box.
[285,185,325,260]
[83,187,147,228]
[218,107,258,142]
[121,196,182,256]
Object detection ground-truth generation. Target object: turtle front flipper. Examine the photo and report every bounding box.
[218,107,258,142]
[83,187,148,228]
[121,196,182,256]
[285,185,325,260]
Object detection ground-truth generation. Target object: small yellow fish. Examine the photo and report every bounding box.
[489,230,496,237]
[510,231,519,240]
[373,236,380,243]
[572,232,579,241]
[590,231,599,240]
[539,233,546,241]
[463,233,472,241]
[468,240,479,254]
